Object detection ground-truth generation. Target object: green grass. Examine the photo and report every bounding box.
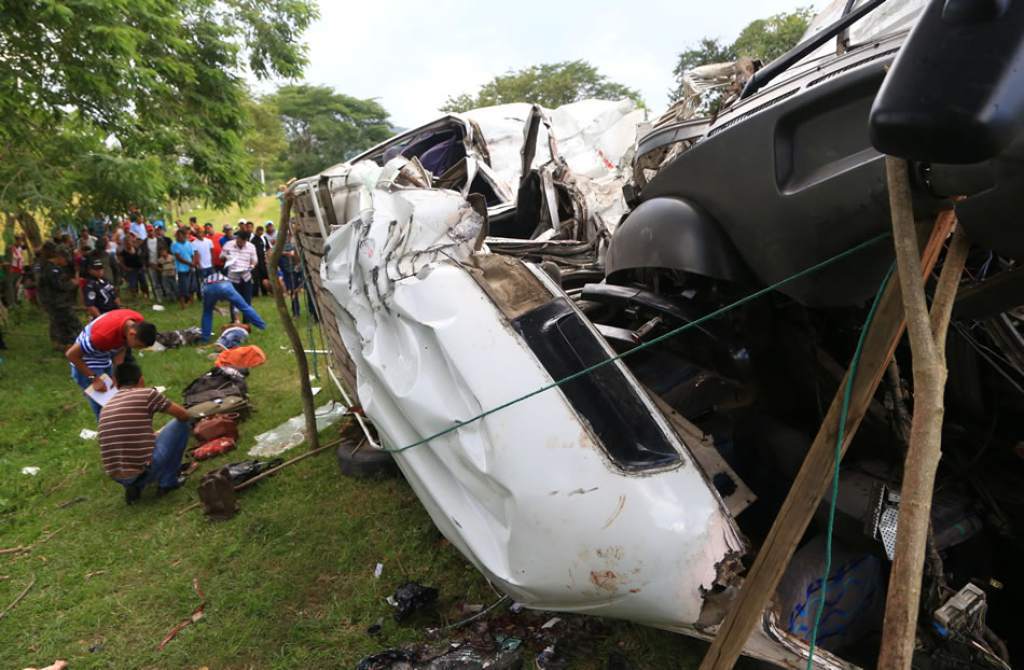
[182,196,282,232]
[0,297,703,669]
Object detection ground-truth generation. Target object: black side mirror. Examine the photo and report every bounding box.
[870,0,1024,163]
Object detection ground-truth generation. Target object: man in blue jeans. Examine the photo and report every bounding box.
[199,270,267,343]
[97,362,193,504]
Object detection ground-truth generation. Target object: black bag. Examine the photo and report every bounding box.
[182,366,248,407]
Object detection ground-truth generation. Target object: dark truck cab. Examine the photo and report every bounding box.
[609,0,1024,309]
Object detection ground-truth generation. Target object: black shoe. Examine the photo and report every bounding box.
[124,483,143,505]
[156,476,188,497]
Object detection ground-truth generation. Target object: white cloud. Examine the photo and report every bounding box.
[266,0,817,128]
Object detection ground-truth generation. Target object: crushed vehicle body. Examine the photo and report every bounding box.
[290,2,1024,667]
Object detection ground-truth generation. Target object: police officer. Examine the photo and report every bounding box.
[84,256,120,318]
[40,246,81,350]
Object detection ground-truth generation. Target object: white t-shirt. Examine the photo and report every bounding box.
[194,237,214,269]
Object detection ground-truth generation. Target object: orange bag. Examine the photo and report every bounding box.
[215,345,267,369]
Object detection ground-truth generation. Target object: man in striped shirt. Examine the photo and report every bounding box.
[65,308,158,419]
[98,362,192,504]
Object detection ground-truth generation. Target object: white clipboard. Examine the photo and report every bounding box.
[84,374,119,407]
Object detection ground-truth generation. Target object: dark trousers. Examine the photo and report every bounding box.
[230,279,253,323]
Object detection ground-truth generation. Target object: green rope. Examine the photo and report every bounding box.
[805,262,895,668]
[382,232,892,455]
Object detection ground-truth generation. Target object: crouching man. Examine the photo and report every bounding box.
[98,362,192,504]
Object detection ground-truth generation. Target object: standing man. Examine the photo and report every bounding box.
[251,225,269,296]
[170,228,197,309]
[219,224,234,249]
[199,270,266,343]
[65,308,157,418]
[192,228,214,290]
[98,361,192,504]
[220,230,257,322]
[129,214,148,241]
[41,246,81,350]
[203,223,223,269]
[83,257,121,318]
[264,222,277,249]
[145,224,162,301]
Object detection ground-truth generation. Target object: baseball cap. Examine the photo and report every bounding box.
[89,258,104,269]
[223,224,233,232]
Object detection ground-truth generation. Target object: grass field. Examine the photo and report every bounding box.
[0,295,705,669]
[181,196,282,232]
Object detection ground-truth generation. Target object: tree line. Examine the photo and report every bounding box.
[1,1,811,249]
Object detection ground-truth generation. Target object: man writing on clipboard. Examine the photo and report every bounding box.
[65,308,158,419]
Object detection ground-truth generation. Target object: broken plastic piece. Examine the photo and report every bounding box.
[79,428,97,440]
[374,562,383,579]
[390,581,439,622]
[20,467,39,476]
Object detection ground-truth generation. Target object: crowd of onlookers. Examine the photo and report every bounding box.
[1,210,312,351]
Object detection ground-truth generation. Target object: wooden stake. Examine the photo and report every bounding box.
[698,212,955,670]
[268,191,320,452]
[877,157,969,670]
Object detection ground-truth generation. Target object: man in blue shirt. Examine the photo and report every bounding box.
[170,228,197,309]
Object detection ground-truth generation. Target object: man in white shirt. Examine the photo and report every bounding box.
[219,231,258,322]
[193,233,215,291]
[264,222,277,249]
[129,215,148,241]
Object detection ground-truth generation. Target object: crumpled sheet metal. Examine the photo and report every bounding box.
[312,99,644,244]
[319,176,747,629]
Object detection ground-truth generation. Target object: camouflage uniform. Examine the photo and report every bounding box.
[40,259,81,347]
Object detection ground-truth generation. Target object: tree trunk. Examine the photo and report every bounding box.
[877,157,969,670]
[269,193,320,451]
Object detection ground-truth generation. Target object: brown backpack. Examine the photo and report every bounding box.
[198,467,238,521]
[193,413,239,442]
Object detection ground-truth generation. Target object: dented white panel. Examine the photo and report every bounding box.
[319,181,746,628]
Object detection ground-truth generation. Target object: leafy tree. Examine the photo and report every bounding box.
[243,96,290,192]
[0,0,317,244]
[441,60,644,113]
[669,8,813,104]
[732,7,815,63]
[270,84,393,179]
[670,38,737,101]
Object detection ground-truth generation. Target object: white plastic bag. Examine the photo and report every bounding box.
[248,401,347,457]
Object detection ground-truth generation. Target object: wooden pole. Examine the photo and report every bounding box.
[877,158,969,670]
[269,192,320,452]
[698,212,956,670]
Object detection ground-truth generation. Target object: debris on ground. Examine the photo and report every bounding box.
[389,581,439,622]
[197,468,238,521]
[156,327,203,349]
[374,562,384,579]
[56,496,87,509]
[355,640,523,670]
[223,459,284,487]
[156,577,206,650]
[78,429,97,440]
[20,466,39,476]
[248,400,346,458]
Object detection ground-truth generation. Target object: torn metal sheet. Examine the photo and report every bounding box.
[306,99,644,270]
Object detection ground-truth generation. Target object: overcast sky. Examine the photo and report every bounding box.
[262,0,817,129]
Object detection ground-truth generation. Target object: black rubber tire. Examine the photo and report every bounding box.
[336,438,399,479]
